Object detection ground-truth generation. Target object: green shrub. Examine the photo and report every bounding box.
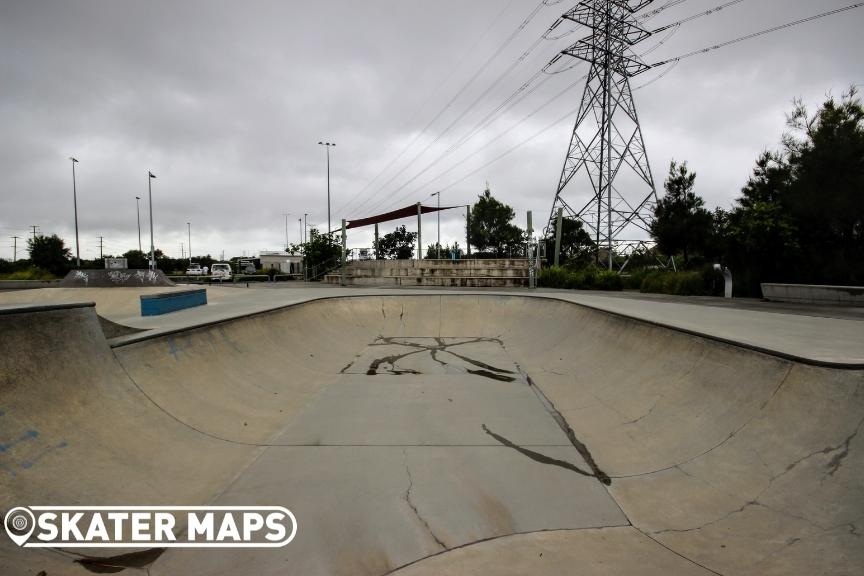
[1,266,55,280]
[539,266,622,291]
[539,266,569,289]
[639,268,721,296]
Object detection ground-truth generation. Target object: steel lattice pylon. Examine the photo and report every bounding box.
[546,0,658,269]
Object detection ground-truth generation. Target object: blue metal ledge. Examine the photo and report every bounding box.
[140,289,207,316]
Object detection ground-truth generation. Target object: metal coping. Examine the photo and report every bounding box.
[0,302,96,316]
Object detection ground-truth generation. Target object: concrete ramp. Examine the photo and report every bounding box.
[0,296,861,575]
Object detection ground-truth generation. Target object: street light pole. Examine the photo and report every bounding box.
[148,172,156,271]
[135,196,142,252]
[317,142,335,235]
[69,157,81,268]
[187,221,192,266]
[298,218,302,245]
[430,191,441,259]
[282,212,290,249]
[304,213,308,244]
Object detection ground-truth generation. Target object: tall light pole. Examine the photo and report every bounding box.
[304,213,308,244]
[298,218,302,245]
[69,157,81,267]
[430,191,441,259]
[282,212,290,249]
[187,221,192,265]
[135,196,142,252]
[148,172,156,271]
[317,141,335,235]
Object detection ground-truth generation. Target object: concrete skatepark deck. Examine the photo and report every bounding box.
[0,293,862,575]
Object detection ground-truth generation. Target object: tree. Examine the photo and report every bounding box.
[27,235,71,276]
[302,228,341,273]
[544,217,595,267]
[723,87,864,291]
[426,242,464,259]
[123,249,149,269]
[377,225,417,259]
[469,184,524,257]
[650,161,713,265]
[783,87,864,284]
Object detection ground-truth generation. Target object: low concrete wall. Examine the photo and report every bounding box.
[0,279,62,291]
[761,283,864,307]
[61,269,175,288]
[140,288,207,316]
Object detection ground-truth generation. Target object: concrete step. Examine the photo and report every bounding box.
[323,274,528,288]
[347,267,529,278]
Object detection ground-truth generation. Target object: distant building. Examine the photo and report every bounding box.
[259,251,303,275]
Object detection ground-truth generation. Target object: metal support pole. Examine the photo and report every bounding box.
[148,172,156,271]
[12,236,19,261]
[298,218,302,245]
[416,202,422,261]
[466,205,471,258]
[303,213,308,244]
[70,157,81,268]
[187,222,192,266]
[527,211,534,289]
[340,219,347,286]
[554,208,563,267]
[374,223,379,260]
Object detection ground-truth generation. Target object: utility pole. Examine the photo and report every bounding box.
[187,222,192,265]
[430,191,441,258]
[180,243,185,260]
[30,226,39,241]
[317,141,335,235]
[416,202,422,261]
[282,212,290,249]
[69,157,81,267]
[135,196,142,252]
[148,172,156,271]
[11,236,20,261]
[545,0,658,271]
[98,236,104,259]
[298,218,303,245]
[303,213,308,244]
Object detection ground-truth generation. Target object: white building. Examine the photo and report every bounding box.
[259,251,303,275]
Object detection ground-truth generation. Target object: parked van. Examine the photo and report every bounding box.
[211,263,232,280]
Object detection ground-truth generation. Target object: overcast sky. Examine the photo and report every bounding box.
[1,0,861,261]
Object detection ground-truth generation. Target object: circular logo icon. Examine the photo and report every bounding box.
[4,507,35,546]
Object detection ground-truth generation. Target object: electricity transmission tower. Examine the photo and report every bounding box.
[546,0,659,270]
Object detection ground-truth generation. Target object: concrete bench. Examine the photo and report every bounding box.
[140,288,207,316]
[761,283,864,307]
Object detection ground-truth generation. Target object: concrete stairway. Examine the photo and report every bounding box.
[323,259,530,287]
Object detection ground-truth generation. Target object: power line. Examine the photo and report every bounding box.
[652,2,864,68]
[652,0,746,34]
[338,0,553,218]
[333,0,520,217]
[365,0,742,217]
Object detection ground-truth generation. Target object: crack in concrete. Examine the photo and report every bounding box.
[362,337,516,382]
[653,501,765,535]
[525,376,612,485]
[401,450,446,551]
[481,424,595,479]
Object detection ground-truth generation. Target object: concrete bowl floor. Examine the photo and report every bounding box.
[0,294,861,575]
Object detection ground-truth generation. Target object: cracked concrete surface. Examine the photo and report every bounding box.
[1,294,862,575]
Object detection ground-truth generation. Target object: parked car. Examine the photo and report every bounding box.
[211,263,232,280]
[186,263,204,276]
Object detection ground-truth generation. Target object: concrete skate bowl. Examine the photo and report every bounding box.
[0,295,861,576]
